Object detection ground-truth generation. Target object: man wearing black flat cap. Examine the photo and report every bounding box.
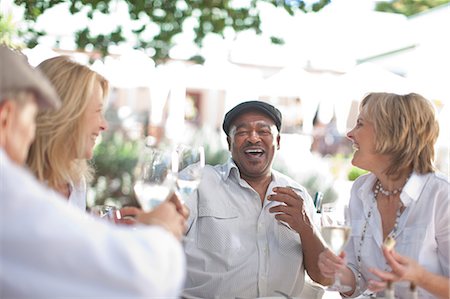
[183,100,328,298]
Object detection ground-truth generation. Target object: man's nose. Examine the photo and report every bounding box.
[247,130,261,143]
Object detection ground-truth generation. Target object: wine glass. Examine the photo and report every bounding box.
[90,205,121,223]
[133,138,178,212]
[175,144,205,203]
[320,203,352,292]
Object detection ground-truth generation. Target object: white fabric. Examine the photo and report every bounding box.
[182,159,317,299]
[0,148,186,298]
[345,172,450,299]
[44,177,86,211]
[68,177,87,211]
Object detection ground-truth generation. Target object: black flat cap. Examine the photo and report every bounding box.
[222,100,282,135]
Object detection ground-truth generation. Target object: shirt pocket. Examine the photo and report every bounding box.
[396,226,427,259]
[276,222,302,258]
[196,205,241,257]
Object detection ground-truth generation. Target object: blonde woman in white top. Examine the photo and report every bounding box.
[318,92,449,298]
[27,55,108,211]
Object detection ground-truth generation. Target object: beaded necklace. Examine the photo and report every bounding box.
[355,176,410,295]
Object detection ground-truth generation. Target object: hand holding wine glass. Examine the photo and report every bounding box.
[320,203,352,292]
[136,200,187,240]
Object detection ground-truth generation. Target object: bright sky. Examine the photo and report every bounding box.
[1,0,405,69]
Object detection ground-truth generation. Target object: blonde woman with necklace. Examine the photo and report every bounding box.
[318,92,449,298]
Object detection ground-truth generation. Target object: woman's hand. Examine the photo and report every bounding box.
[136,201,187,241]
[318,248,347,281]
[115,206,142,225]
[368,247,423,292]
[168,192,190,221]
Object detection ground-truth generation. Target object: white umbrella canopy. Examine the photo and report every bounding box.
[183,61,263,92]
[336,62,414,102]
[330,62,414,133]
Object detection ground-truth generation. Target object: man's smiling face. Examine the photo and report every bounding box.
[228,111,280,181]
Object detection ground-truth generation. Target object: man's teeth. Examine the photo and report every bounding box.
[352,144,359,151]
[245,149,263,154]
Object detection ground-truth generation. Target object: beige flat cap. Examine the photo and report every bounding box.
[0,45,60,109]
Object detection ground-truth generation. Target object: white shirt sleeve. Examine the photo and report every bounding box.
[0,150,186,298]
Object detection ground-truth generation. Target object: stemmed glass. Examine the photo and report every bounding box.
[320,203,352,292]
[133,137,178,212]
[90,205,121,223]
[175,144,205,203]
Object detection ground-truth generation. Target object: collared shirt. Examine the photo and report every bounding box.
[182,159,317,299]
[0,149,185,298]
[345,172,450,299]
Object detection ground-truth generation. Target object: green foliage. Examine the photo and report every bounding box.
[375,0,450,16]
[347,166,368,181]
[204,142,229,166]
[13,0,330,64]
[299,173,338,205]
[0,13,20,47]
[91,131,141,207]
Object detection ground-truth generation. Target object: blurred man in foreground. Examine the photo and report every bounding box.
[0,45,186,298]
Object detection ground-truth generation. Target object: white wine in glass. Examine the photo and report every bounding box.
[175,144,205,202]
[321,226,351,255]
[320,203,352,292]
[133,139,177,212]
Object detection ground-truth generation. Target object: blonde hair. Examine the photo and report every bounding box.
[360,92,439,176]
[27,56,109,189]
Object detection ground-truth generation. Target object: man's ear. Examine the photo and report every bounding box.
[276,134,280,150]
[0,100,15,147]
[0,100,14,129]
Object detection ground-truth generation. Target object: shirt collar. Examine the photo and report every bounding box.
[401,172,429,206]
[221,158,277,183]
[356,173,378,204]
[222,158,239,181]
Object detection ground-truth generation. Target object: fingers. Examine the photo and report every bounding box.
[269,204,298,216]
[367,279,387,293]
[115,218,138,225]
[268,187,303,206]
[180,204,190,220]
[168,192,183,210]
[135,202,186,241]
[318,249,345,278]
[390,249,409,265]
[369,267,399,282]
[119,206,142,217]
[383,248,408,277]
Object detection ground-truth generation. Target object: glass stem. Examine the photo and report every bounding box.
[334,272,342,288]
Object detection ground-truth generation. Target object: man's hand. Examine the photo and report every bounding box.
[267,187,311,233]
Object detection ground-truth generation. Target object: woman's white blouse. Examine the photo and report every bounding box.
[68,177,87,211]
[345,172,450,298]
